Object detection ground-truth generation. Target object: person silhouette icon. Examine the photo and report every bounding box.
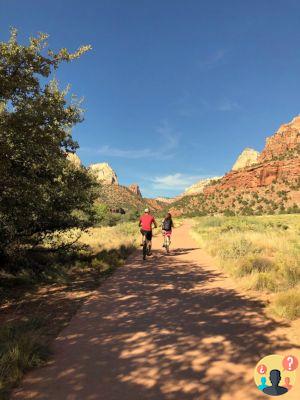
[258,377,268,391]
[283,377,292,390]
[263,369,288,396]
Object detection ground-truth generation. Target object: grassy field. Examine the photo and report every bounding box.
[191,214,300,320]
[0,222,138,399]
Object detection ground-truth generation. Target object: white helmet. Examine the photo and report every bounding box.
[144,208,149,213]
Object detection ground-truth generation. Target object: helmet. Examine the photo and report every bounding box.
[144,208,149,213]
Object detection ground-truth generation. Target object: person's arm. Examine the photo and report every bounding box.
[153,217,157,229]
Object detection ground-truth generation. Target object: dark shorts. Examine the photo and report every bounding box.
[140,229,152,241]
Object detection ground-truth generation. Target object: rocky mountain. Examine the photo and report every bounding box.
[183,176,222,196]
[128,184,142,198]
[155,197,174,204]
[88,162,118,185]
[98,184,163,212]
[232,148,259,171]
[170,115,300,216]
[258,115,300,162]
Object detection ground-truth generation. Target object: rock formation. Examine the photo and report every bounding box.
[204,158,300,194]
[204,116,300,196]
[66,152,82,168]
[128,184,142,197]
[155,197,174,204]
[88,162,118,185]
[258,115,300,162]
[183,176,222,196]
[232,148,259,171]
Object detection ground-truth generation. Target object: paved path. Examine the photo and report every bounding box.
[12,222,300,400]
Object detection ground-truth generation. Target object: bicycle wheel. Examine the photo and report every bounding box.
[165,237,170,253]
[142,240,147,260]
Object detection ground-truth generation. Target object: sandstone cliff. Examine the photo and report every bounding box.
[183,176,222,196]
[204,158,300,194]
[232,148,259,171]
[259,115,300,162]
[128,184,142,198]
[170,115,300,216]
[155,197,174,204]
[88,163,118,185]
[204,116,300,196]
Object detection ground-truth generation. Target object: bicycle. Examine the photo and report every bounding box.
[162,231,171,253]
[142,235,151,260]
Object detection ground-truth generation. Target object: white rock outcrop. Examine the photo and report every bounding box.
[88,162,118,185]
[66,153,82,168]
[232,148,259,171]
[183,176,222,196]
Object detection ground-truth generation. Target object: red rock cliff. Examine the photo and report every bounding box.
[204,116,300,195]
[259,116,300,162]
[128,184,142,197]
[204,158,300,194]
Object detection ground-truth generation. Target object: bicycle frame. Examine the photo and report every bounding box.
[142,235,151,260]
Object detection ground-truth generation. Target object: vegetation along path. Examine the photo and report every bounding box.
[12,222,300,400]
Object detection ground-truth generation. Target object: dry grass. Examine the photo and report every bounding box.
[0,222,138,399]
[191,214,300,320]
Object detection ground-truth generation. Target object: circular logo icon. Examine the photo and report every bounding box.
[254,355,298,396]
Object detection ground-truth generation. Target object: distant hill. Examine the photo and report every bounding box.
[96,184,164,213]
[64,157,164,214]
[182,176,222,196]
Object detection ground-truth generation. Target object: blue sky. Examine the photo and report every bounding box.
[2,0,300,197]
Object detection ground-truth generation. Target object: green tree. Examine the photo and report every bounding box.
[0,29,96,265]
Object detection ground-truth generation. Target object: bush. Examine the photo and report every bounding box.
[271,289,300,320]
[235,256,275,277]
[218,238,260,260]
[249,272,277,291]
[0,318,49,398]
[223,209,235,217]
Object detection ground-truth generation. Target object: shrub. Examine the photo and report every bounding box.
[0,318,49,398]
[235,256,275,277]
[271,289,300,320]
[248,272,277,291]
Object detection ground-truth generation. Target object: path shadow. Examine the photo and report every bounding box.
[14,247,300,400]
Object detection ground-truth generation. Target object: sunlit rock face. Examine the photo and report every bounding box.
[232,148,259,171]
[88,162,118,185]
[258,115,300,162]
[66,152,82,168]
[128,184,142,197]
[204,115,300,196]
[183,177,223,196]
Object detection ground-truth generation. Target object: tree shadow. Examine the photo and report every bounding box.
[12,247,299,400]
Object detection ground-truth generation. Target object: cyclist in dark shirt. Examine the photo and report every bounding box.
[162,212,174,252]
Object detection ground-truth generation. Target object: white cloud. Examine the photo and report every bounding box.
[217,99,241,112]
[198,49,227,69]
[151,173,206,190]
[92,145,154,159]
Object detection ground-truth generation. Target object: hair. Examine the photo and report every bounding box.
[165,212,172,221]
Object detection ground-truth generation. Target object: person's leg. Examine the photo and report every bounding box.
[140,229,145,246]
[147,231,152,255]
[162,232,166,247]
